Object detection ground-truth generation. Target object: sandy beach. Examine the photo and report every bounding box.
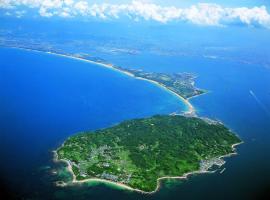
[48,51,196,115]
[10,46,196,115]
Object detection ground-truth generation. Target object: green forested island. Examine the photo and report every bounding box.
[56,115,241,192]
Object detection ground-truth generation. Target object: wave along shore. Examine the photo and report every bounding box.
[8,46,196,115]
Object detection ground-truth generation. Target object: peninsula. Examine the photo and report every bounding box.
[119,68,205,99]
[4,45,204,114]
[74,53,206,100]
[56,115,241,193]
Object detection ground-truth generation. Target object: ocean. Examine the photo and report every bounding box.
[1,46,270,200]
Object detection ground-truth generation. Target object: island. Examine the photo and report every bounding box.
[56,115,241,193]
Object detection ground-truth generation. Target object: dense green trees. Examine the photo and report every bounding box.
[57,115,241,192]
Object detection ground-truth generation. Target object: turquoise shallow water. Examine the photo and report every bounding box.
[1,46,270,200]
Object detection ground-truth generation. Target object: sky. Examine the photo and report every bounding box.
[0,0,270,28]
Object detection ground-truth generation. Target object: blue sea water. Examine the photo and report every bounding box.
[103,51,270,199]
[1,45,270,200]
[0,47,185,199]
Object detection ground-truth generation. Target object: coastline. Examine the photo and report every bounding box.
[5,46,242,193]
[6,46,196,115]
[53,141,243,194]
